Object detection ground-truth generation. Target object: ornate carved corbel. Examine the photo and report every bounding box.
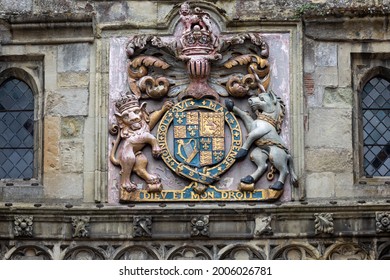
[13,215,33,237]
[314,213,334,235]
[376,212,390,233]
[71,216,90,238]
[133,216,152,237]
[254,215,273,237]
[190,215,210,237]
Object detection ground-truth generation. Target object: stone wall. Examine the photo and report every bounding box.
[303,15,390,200]
[0,16,94,203]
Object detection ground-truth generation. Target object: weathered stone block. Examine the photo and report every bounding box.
[59,140,84,173]
[307,85,324,107]
[61,117,84,139]
[315,42,337,67]
[43,47,58,91]
[95,2,130,23]
[306,148,353,173]
[3,186,44,202]
[235,1,260,19]
[46,89,89,116]
[344,18,386,41]
[95,1,157,24]
[306,108,352,149]
[44,173,83,200]
[335,173,390,199]
[0,0,32,13]
[58,72,89,88]
[303,38,315,73]
[83,171,96,203]
[315,66,338,87]
[323,87,353,108]
[89,220,132,239]
[334,172,355,198]
[58,44,90,72]
[306,172,335,198]
[32,0,74,14]
[0,22,11,44]
[43,116,60,171]
[128,1,158,24]
[210,221,252,235]
[338,44,352,87]
[82,116,97,173]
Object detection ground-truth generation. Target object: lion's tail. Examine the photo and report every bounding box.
[110,132,121,166]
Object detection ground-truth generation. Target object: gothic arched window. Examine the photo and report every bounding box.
[0,78,34,179]
[361,76,390,177]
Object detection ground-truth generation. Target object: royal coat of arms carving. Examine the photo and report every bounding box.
[108,1,298,203]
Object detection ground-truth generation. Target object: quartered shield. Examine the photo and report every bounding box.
[173,111,225,168]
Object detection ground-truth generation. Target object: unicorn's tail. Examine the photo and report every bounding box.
[288,155,299,188]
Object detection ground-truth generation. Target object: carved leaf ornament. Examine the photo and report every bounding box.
[314,213,334,234]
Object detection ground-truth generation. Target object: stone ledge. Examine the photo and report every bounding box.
[0,204,389,259]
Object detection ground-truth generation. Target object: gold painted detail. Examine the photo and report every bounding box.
[200,112,224,137]
[213,138,224,150]
[157,98,242,185]
[256,113,279,129]
[128,185,283,202]
[200,151,213,166]
[186,111,199,124]
[174,126,187,138]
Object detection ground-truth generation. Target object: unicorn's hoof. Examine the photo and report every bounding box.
[235,148,248,160]
[241,175,255,184]
[270,181,284,191]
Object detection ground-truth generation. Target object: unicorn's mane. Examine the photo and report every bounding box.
[268,91,285,134]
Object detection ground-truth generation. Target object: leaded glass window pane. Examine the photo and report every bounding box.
[0,78,34,179]
[362,76,390,177]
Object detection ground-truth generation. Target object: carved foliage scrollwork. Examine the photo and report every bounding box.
[125,2,270,101]
[272,244,318,260]
[219,245,266,260]
[378,242,390,260]
[64,246,105,260]
[254,215,273,237]
[9,246,51,260]
[71,216,90,238]
[168,246,211,260]
[314,213,334,235]
[14,215,33,237]
[133,216,152,237]
[376,212,390,233]
[115,246,159,260]
[326,243,370,260]
[222,34,270,97]
[191,215,209,237]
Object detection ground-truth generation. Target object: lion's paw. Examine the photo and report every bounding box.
[152,147,162,158]
[122,182,137,192]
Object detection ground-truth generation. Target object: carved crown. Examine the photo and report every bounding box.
[181,28,214,55]
[179,3,216,55]
[115,94,139,113]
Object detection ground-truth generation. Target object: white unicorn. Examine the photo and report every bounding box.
[225,90,298,191]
